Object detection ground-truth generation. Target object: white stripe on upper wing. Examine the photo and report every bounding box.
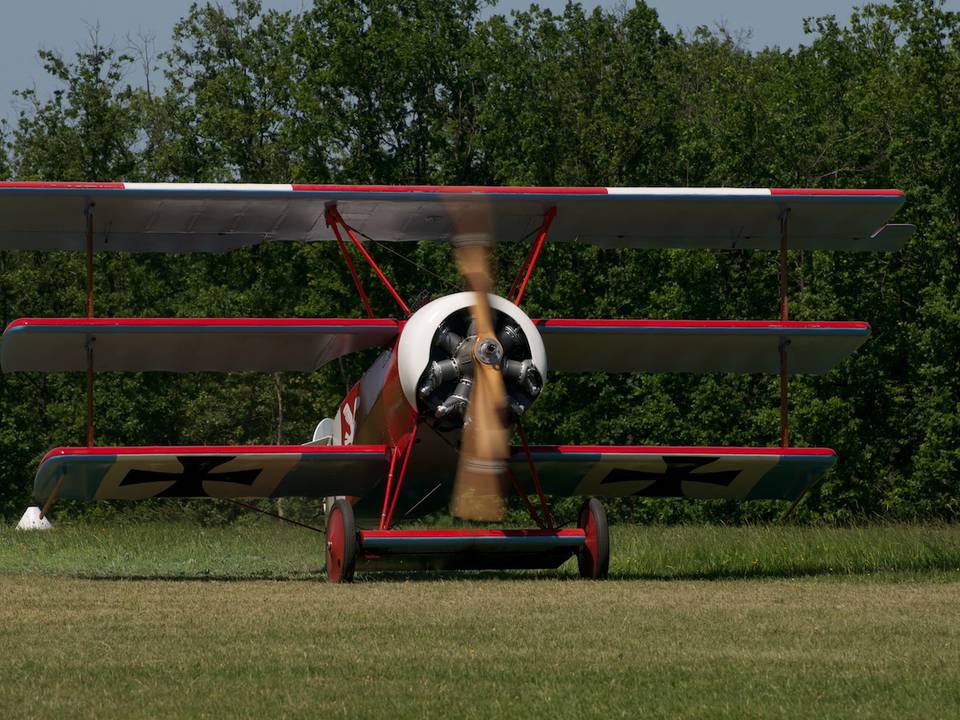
[605,187,772,196]
[124,183,295,192]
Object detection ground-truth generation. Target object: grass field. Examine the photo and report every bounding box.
[2,522,960,718]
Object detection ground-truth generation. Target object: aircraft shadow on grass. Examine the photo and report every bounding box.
[69,559,960,584]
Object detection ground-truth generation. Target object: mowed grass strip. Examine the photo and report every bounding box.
[2,523,960,718]
[1,575,959,719]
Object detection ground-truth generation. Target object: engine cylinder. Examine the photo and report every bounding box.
[397,292,547,426]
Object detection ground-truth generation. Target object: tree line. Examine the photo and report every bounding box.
[0,0,958,524]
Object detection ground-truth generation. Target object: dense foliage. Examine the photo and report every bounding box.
[0,0,958,524]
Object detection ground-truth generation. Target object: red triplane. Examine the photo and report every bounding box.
[0,183,912,581]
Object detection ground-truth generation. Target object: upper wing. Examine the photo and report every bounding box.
[536,319,870,374]
[34,445,388,501]
[1,317,399,372]
[509,445,836,501]
[0,182,912,252]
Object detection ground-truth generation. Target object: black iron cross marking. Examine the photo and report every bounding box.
[118,456,261,498]
[600,456,741,497]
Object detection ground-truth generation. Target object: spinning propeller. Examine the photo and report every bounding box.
[450,238,510,521]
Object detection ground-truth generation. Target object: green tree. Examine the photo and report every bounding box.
[2,0,960,524]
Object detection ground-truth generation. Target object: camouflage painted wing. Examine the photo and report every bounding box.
[34,445,388,501]
[508,446,836,501]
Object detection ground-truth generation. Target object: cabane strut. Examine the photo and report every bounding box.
[326,206,411,317]
[509,207,557,306]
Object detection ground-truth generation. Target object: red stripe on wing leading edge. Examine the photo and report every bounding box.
[292,184,609,194]
[41,445,388,463]
[524,446,836,456]
[0,181,125,189]
[534,319,871,330]
[5,317,399,331]
[770,188,904,197]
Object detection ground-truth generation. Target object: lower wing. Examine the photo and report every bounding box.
[34,445,388,501]
[36,444,834,504]
[509,446,836,501]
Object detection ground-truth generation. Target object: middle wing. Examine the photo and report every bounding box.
[1,318,399,372]
[2,317,869,374]
[537,319,870,374]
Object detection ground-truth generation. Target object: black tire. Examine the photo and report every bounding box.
[326,498,358,583]
[577,498,609,579]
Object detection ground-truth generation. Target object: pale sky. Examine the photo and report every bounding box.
[2,0,958,121]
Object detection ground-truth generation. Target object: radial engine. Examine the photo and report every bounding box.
[397,292,548,428]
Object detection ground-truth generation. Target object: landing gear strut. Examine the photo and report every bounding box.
[577,498,609,579]
[326,498,358,583]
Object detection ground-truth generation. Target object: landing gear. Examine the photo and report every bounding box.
[577,498,609,579]
[325,497,607,581]
[326,498,358,583]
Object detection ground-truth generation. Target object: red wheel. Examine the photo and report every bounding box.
[577,498,609,579]
[326,498,357,583]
